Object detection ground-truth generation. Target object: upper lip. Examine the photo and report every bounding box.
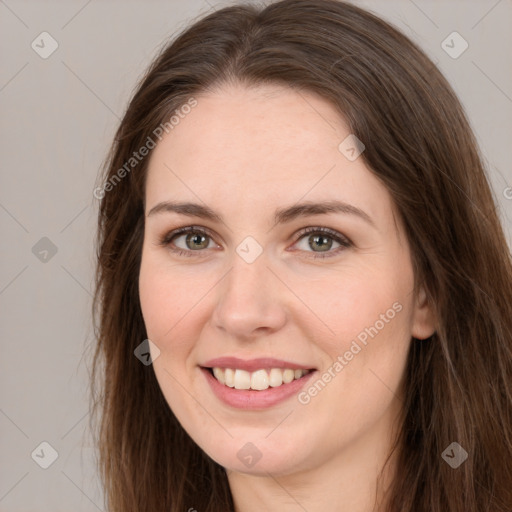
[201,357,315,372]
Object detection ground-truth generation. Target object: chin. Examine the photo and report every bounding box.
[198,435,312,477]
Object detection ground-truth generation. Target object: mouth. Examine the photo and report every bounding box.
[200,356,317,409]
[203,366,314,391]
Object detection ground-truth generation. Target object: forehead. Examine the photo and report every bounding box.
[158,83,348,167]
[144,83,393,227]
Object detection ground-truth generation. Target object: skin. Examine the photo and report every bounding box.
[138,83,436,512]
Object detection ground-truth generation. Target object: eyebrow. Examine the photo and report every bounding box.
[147,200,376,228]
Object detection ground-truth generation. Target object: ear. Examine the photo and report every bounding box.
[411,285,436,340]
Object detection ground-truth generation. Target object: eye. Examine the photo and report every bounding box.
[291,226,352,259]
[158,226,219,258]
[158,225,352,259]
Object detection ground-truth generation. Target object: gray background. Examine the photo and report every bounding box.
[1,0,511,510]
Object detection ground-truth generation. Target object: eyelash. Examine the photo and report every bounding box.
[157,225,352,260]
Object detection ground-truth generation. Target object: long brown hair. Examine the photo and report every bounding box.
[90,1,512,510]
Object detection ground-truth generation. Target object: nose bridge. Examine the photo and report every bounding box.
[212,244,286,337]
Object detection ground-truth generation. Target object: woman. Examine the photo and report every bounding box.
[90,1,512,511]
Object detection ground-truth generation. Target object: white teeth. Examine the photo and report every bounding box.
[224,368,235,388]
[234,369,251,389]
[282,369,295,383]
[251,369,269,390]
[210,367,311,390]
[213,367,225,384]
[269,368,283,387]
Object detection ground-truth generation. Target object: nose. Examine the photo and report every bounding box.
[211,252,288,340]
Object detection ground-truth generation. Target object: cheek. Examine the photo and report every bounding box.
[139,258,206,424]
[305,260,414,410]
[302,262,412,358]
[139,277,169,342]
[302,303,411,455]
[138,253,215,377]
[138,255,194,342]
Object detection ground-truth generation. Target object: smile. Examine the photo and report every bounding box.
[210,367,312,390]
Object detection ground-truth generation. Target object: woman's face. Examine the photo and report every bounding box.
[139,83,435,476]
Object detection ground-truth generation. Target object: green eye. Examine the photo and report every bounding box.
[159,225,352,259]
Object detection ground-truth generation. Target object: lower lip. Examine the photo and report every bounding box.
[201,367,316,410]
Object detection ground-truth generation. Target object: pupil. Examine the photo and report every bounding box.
[188,233,207,249]
[312,234,331,252]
